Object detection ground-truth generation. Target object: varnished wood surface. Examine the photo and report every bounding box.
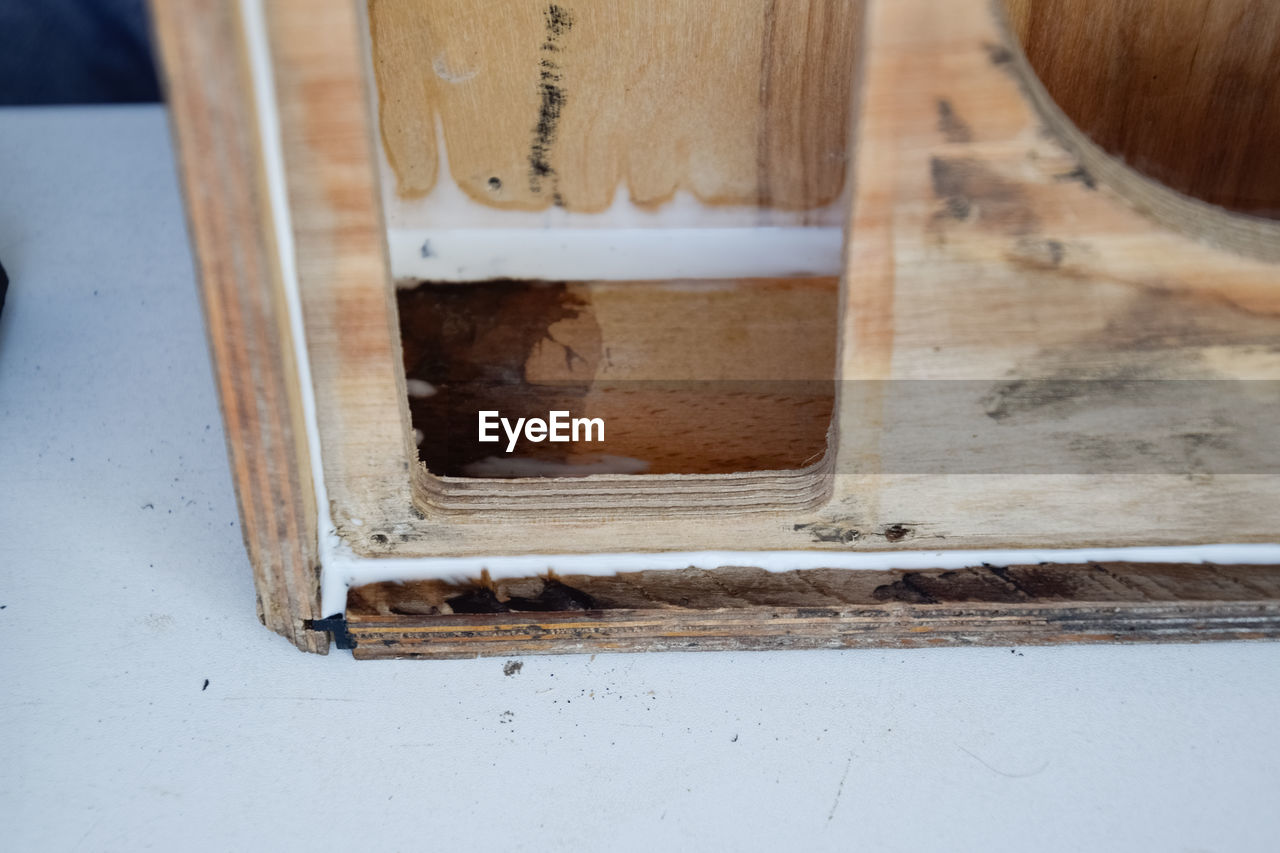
[150,0,326,653]
[346,563,1280,658]
[367,0,860,211]
[1005,0,1280,218]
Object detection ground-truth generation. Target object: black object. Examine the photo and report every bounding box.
[0,258,7,318]
[308,615,356,650]
[448,577,598,613]
[506,578,596,612]
[445,586,511,614]
[0,0,160,105]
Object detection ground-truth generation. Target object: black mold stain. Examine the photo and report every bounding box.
[794,522,860,544]
[872,573,938,604]
[506,578,596,611]
[988,565,1079,599]
[873,568,1034,604]
[931,157,972,221]
[930,156,1039,236]
[502,660,524,676]
[937,99,973,144]
[1008,237,1066,270]
[397,278,601,477]
[1055,165,1097,190]
[544,3,572,37]
[979,286,1280,475]
[1045,239,1065,266]
[529,5,574,203]
[1066,423,1251,481]
[983,42,1014,66]
[982,377,1150,424]
[447,587,511,614]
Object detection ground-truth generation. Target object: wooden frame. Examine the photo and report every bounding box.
[152,0,325,652]
[154,0,1280,656]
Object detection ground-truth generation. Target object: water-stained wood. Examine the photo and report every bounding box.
[398,277,838,477]
[345,563,1280,658]
[156,0,1280,656]
[234,0,1280,558]
[367,0,860,211]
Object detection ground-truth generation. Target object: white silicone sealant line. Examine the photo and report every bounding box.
[388,226,845,281]
[242,0,1280,619]
[384,112,849,277]
[380,109,847,281]
[319,546,1280,617]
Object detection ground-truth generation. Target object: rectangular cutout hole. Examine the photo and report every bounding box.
[360,0,859,512]
[397,276,839,478]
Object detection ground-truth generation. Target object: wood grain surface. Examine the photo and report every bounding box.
[367,0,861,211]
[256,0,1280,560]
[1005,0,1280,217]
[161,0,1280,655]
[150,0,327,653]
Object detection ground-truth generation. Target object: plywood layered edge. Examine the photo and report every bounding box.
[345,563,1280,659]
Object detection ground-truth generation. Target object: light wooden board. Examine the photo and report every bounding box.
[249,0,1280,559]
[151,0,326,653]
[156,0,1280,655]
[367,0,860,211]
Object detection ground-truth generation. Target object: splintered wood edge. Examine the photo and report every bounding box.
[344,563,1280,659]
[150,0,327,653]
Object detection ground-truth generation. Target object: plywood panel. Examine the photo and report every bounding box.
[1005,0,1280,217]
[367,0,860,211]
[244,0,1280,560]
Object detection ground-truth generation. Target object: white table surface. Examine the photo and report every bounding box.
[2,105,1278,853]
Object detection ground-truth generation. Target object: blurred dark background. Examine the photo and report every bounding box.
[0,0,160,104]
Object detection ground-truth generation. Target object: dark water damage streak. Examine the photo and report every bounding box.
[398,279,596,477]
[529,5,574,205]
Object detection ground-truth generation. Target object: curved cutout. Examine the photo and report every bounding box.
[1004,0,1280,219]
